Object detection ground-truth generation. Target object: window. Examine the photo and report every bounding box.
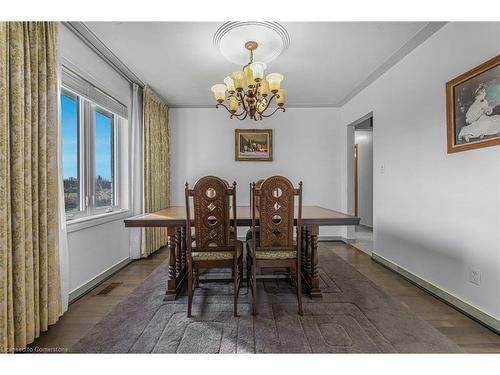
[61,69,126,221]
[94,109,114,208]
[61,92,81,213]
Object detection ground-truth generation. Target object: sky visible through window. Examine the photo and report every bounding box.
[61,96,112,181]
[61,94,80,212]
[61,94,78,179]
[94,110,112,181]
[94,110,113,207]
[62,94,114,211]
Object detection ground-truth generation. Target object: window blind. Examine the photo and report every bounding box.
[62,67,128,119]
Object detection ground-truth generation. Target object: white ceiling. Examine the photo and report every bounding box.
[84,22,443,107]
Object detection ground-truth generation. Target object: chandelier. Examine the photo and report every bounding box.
[211,41,286,121]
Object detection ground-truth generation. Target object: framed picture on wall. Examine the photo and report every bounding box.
[446,55,500,153]
[235,129,273,161]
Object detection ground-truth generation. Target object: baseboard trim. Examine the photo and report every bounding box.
[69,257,131,303]
[237,236,349,242]
[372,252,500,334]
[357,224,373,230]
[318,236,348,242]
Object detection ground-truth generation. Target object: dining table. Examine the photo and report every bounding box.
[124,205,360,301]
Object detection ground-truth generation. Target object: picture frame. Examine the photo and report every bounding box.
[235,129,273,161]
[446,55,500,153]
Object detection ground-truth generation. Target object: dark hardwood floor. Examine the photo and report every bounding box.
[29,242,500,353]
[323,242,500,353]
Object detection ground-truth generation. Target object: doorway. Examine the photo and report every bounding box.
[346,113,373,254]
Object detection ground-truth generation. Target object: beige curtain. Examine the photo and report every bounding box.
[0,22,61,353]
[141,86,170,257]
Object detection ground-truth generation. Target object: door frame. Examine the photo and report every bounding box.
[346,111,373,239]
[354,143,359,217]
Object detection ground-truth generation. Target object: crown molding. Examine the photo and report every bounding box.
[170,104,340,109]
[62,22,145,87]
[63,22,447,109]
[337,22,447,106]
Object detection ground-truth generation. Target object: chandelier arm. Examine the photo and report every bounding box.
[238,91,249,113]
[260,106,285,118]
[237,111,248,121]
[258,93,278,114]
[215,102,234,115]
[233,110,246,117]
[216,102,249,119]
[233,109,247,118]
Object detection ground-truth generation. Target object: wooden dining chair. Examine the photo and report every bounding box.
[247,176,304,315]
[245,178,265,242]
[185,176,244,317]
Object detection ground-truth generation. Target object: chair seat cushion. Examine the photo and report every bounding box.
[254,250,297,260]
[192,241,242,261]
[247,240,297,260]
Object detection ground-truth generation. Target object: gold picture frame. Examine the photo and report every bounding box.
[235,129,273,161]
[446,55,500,153]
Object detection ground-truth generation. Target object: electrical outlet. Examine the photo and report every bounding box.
[469,267,481,286]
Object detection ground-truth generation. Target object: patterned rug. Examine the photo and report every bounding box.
[71,245,462,353]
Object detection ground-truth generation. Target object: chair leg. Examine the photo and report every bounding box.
[252,260,258,316]
[296,265,304,316]
[194,269,199,288]
[246,254,251,288]
[239,256,244,289]
[289,267,297,288]
[187,264,194,318]
[233,260,238,317]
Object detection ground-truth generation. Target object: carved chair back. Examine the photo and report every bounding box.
[185,176,237,257]
[251,176,302,251]
[249,178,265,213]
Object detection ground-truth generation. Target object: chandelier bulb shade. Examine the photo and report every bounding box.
[259,79,270,97]
[213,42,286,121]
[250,61,267,81]
[211,83,227,103]
[229,96,239,113]
[266,73,284,93]
[244,65,255,88]
[276,89,287,106]
[224,76,236,93]
[230,71,245,91]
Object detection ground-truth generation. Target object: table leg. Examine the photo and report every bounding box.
[306,227,312,279]
[180,226,186,272]
[165,226,188,301]
[309,225,322,299]
[165,226,177,301]
[301,226,306,277]
[175,228,181,276]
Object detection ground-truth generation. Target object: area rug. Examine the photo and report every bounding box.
[71,245,462,353]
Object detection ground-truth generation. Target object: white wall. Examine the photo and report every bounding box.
[170,107,344,237]
[355,130,373,227]
[341,22,500,319]
[60,24,132,296]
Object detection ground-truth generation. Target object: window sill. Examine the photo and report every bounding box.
[66,209,130,233]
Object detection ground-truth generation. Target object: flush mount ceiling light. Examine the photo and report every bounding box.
[211,22,290,121]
